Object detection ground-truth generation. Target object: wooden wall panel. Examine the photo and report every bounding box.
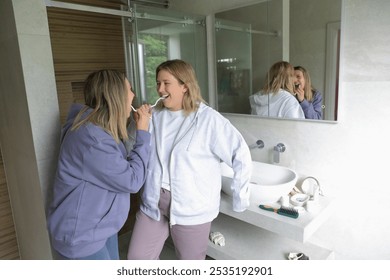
[52,0,125,9]
[47,7,126,123]
[0,149,20,260]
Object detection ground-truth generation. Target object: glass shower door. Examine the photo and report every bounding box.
[215,18,252,114]
[123,4,208,107]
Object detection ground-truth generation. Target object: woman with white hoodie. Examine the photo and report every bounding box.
[127,59,252,260]
[249,61,305,119]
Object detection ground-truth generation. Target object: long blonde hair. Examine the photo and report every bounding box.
[71,69,129,143]
[155,59,205,115]
[262,61,295,95]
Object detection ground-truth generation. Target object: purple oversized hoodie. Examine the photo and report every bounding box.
[47,103,150,258]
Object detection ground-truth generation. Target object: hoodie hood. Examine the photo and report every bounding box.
[249,91,269,106]
[61,103,89,142]
[249,91,270,116]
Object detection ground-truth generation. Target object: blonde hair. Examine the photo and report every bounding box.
[71,69,129,143]
[262,61,295,95]
[155,59,205,115]
[294,65,315,102]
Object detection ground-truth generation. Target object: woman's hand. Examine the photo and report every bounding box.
[295,85,305,103]
[133,104,152,131]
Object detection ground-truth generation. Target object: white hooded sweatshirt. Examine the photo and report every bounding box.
[249,89,305,119]
[140,103,252,226]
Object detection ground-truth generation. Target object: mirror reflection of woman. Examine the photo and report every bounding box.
[294,66,323,120]
[249,61,304,119]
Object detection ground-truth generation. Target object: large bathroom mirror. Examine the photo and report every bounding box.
[215,0,342,121]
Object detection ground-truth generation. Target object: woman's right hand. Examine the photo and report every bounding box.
[294,85,305,102]
[133,104,152,131]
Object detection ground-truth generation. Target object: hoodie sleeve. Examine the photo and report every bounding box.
[300,90,323,119]
[82,129,151,193]
[212,120,252,212]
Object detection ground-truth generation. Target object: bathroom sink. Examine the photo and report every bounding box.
[221,161,298,204]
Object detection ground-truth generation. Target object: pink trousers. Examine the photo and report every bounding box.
[127,188,211,260]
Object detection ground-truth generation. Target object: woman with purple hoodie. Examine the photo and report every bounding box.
[47,69,152,260]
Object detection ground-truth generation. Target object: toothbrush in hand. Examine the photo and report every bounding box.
[131,95,168,112]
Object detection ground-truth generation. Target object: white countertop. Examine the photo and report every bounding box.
[218,193,335,243]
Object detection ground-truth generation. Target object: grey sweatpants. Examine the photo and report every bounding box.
[127,188,211,260]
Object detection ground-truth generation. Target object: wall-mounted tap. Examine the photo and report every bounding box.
[249,139,265,150]
[273,143,286,163]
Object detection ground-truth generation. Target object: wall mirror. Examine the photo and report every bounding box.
[214,0,342,122]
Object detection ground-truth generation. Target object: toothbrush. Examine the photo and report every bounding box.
[259,204,299,219]
[131,95,167,112]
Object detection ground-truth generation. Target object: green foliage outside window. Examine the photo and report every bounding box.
[140,34,168,104]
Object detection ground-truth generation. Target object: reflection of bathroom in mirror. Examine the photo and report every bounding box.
[215,0,341,121]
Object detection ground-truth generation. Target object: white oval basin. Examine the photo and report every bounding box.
[221,161,298,204]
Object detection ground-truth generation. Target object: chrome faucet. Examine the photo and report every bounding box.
[273,143,286,163]
[249,139,265,150]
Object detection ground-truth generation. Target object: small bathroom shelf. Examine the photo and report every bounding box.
[218,193,335,243]
[207,213,334,260]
